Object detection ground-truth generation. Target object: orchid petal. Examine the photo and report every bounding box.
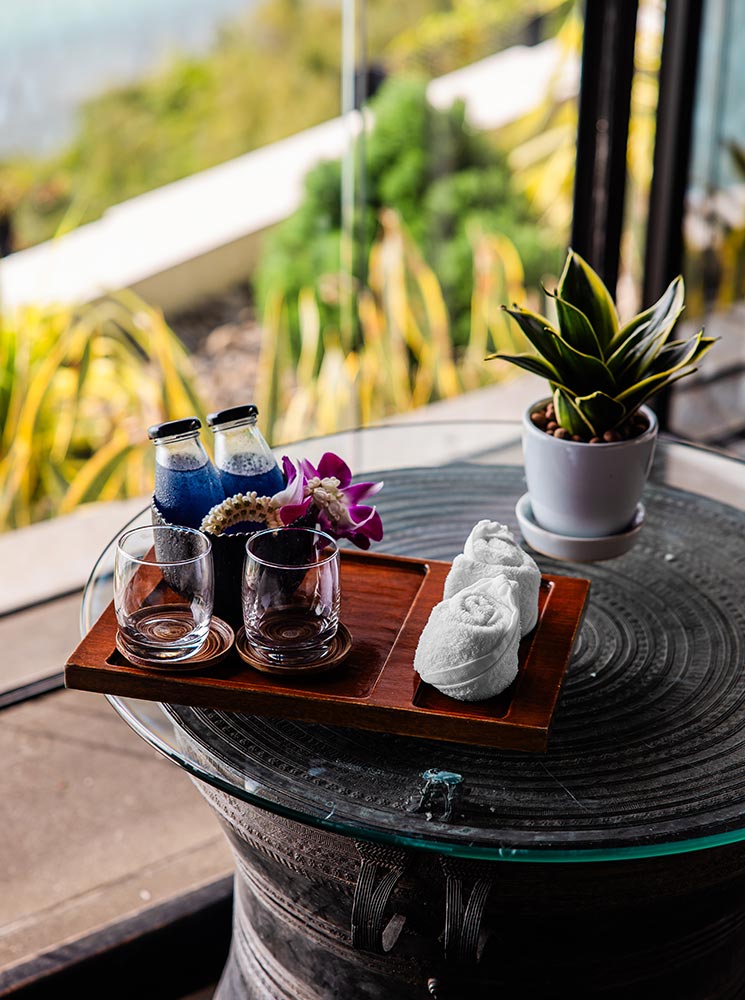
[317,452,352,486]
[349,532,372,550]
[300,457,319,480]
[272,458,306,507]
[279,498,313,525]
[347,506,384,539]
[343,480,384,504]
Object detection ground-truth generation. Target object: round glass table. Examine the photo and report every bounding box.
[82,421,745,998]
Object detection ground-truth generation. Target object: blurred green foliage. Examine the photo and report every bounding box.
[1,0,569,251]
[7,0,346,247]
[255,77,561,346]
[258,209,537,443]
[0,294,208,530]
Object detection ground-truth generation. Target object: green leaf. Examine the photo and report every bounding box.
[553,387,593,436]
[616,368,699,416]
[552,294,605,359]
[574,391,627,436]
[499,306,563,369]
[485,351,560,382]
[501,299,616,395]
[557,250,618,354]
[59,434,134,513]
[619,332,714,410]
[649,332,716,374]
[550,334,616,396]
[606,276,685,380]
[615,331,715,416]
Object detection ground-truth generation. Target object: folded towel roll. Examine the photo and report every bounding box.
[443,520,540,635]
[414,576,521,702]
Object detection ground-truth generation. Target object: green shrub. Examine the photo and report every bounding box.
[255,76,561,347]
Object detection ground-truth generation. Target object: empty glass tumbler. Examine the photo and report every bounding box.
[114,524,214,662]
[242,528,340,664]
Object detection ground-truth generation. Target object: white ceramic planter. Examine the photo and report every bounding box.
[522,400,658,538]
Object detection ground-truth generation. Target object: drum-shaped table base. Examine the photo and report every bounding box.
[195,779,745,1000]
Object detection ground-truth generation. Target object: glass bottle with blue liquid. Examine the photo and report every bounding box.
[207,404,284,499]
[148,417,225,529]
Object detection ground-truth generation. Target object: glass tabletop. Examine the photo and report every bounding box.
[81,420,745,862]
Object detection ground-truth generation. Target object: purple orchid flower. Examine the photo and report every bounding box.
[275,452,383,550]
[270,456,306,510]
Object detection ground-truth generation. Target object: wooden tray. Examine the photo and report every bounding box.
[65,551,590,752]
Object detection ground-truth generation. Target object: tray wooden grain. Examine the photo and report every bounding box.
[65,550,590,751]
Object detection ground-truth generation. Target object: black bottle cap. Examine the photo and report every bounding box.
[147,417,201,440]
[206,404,258,427]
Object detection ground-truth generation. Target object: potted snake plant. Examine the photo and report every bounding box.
[488,250,716,539]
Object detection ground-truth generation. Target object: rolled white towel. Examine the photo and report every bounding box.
[414,576,521,702]
[443,520,540,635]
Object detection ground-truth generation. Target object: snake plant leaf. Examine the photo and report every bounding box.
[615,331,716,415]
[557,249,619,354]
[616,368,699,417]
[606,276,686,380]
[499,305,564,368]
[552,387,595,437]
[573,391,627,436]
[549,334,616,396]
[485,351,561,382]
[494,249,715,437]
[608,275,684,351]
[650,331,716,374]
[551,294,605,359]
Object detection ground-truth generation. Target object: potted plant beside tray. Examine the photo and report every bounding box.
[488,249,716,553]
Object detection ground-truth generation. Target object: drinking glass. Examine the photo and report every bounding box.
[114,524,214,662]
[242,527,340,664]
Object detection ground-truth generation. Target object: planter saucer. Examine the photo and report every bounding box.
[515,494,645,562]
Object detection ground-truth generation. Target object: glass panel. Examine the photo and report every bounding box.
[670,0,745,454]
[0,0,341,250]
[0,1,349,535]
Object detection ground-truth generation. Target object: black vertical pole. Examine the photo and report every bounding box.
[642,0,705,304]
[571,0,639,292]
[642,0,704,429]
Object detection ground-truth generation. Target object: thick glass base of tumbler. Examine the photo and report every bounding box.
[246,608,337,664]
[118,605,209,661]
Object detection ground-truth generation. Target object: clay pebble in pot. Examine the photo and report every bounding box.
[443,521,540,635]
[414,576,521,702]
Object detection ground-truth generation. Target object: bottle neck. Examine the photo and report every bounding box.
[212,416,257,435]
[153,432,209,469]
[212,418,264,456]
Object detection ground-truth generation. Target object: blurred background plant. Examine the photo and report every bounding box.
[255,77,562,351]
[495,0,662,317]
[0,293,208,530]
[386,0,572,77]
[257,209,540,444]
[683,138,745,318]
